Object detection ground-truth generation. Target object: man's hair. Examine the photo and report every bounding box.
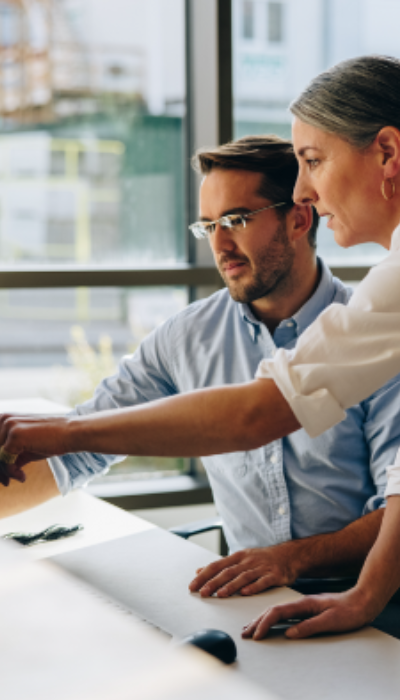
[192,135,319,249]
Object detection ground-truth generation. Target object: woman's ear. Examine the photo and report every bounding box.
[286,203,313,242]
[376,127,400,179]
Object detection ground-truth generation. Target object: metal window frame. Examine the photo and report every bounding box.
[0,265,222,289]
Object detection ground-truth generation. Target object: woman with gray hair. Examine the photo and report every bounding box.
[1,55,400,638]
[242,54,400,639]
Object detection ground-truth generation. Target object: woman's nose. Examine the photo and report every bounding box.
[293,171,318,206]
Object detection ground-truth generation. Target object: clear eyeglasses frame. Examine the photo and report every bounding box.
[189,202,288,240]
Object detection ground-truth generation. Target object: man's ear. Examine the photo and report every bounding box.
[286,204,313,242]
[375,127,400,179]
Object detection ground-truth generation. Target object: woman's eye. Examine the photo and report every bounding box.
[307,159,319,170]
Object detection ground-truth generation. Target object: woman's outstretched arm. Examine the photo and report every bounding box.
[242,495,400,641]
[0,379,300,477]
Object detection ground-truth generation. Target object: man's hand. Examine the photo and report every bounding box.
[241,587,378,640]
[189,542,302,598]
[189,511,384,598]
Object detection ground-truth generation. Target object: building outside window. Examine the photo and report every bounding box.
[267,2,284,44]
[242,0,254,39]
[0,0,189,480]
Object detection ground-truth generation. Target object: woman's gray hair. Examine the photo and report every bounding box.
[290,55,400,150]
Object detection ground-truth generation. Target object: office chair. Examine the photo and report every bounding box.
[169,516,228,555]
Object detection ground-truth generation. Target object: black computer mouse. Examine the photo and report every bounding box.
[178,628,237,664]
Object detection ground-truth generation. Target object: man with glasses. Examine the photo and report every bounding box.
[2,135,400,598]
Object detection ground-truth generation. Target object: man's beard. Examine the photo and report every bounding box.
[217,220,296,304]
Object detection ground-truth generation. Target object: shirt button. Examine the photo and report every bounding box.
[270,454,278,464]
[278,505,286,516]
[286,321,294,327]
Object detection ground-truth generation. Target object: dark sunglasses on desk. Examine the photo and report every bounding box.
[3,524,84,547]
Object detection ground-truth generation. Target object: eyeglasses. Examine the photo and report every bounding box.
[189,202,288,239]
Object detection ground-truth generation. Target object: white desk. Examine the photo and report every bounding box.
[54,526,400,700]
[0,490,154,560]
[0,395,155,558]
[3,481,400,700]
[0,537,270,700]
[0,397,69,415]
[0,475,270,700]
[0,397,154,558]
[2,397,400,698]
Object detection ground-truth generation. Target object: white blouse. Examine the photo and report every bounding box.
[256,222,400,497]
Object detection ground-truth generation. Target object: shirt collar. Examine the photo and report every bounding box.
[291,257,336,335]
[239,301,261,341]
[238,257,337,339]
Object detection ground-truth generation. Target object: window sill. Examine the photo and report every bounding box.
[87,474,213,510]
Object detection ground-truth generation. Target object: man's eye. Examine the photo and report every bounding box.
[225,215,244,228]
[307,159,319,170]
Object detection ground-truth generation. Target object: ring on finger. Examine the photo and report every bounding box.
[0,448,18,464]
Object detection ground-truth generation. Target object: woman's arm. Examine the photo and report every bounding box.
[0,379,300,475]
[242,495,400,640]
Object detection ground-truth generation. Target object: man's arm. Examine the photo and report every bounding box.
[189,509,383,597]
[0,459,59,518]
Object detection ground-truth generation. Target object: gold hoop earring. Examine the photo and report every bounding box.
[381,178,396,201]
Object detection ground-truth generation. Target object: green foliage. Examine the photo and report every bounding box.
[67,325,117,405]
[63,324,185,477]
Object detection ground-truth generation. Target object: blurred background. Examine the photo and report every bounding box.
[0,0,398,484]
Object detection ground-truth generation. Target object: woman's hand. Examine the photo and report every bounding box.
[0,454,26,486]
[242,587,378,641]
[0,413,73,485]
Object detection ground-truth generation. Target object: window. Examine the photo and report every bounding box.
[233,0,400,268]
[267,2,284,43]
[0,1,186,268]
[0,0,194,482]
[242,0,254,39]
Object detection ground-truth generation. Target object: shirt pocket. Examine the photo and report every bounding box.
[206,451,248,478]
[206,448,265,478]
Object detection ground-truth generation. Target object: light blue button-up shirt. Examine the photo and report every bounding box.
[49,259,400,552]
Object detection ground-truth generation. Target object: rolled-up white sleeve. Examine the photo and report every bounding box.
[385,449,400,498]
[256,236,400,439]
